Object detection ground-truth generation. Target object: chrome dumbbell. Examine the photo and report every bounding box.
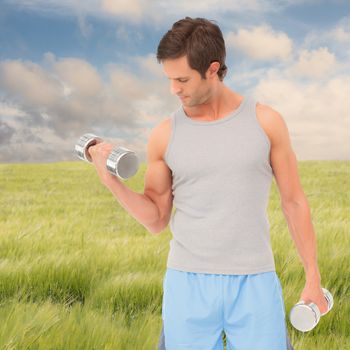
[74,133,139,180]
[289,287,334,332]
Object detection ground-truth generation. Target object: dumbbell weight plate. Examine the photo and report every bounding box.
[289,301,320,332]
[75,133,103,163]
[106,146,139,180]
[321,288,334,315]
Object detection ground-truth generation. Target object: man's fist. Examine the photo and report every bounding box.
[88,141,117,185]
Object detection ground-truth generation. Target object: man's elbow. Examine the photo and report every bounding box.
[281,192,309,213]
[145,220,168,235]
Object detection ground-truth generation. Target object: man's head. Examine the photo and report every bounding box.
[157,17,228,107]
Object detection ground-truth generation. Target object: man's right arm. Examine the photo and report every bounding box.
[103,119,173,234]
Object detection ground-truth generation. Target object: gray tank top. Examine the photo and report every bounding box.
[164,95,276,275]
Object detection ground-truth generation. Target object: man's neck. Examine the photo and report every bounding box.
[184,87,242,121]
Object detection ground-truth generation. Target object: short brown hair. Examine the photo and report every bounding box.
[157,17,228,81]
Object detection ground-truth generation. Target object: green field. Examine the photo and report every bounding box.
[0,161,349,349]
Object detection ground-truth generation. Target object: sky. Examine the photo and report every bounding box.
[0,0,350,163]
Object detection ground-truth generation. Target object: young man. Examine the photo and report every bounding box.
[89,17,328,350]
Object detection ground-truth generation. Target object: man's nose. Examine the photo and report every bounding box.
[170,81,182,95]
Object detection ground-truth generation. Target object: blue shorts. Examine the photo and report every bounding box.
[161,268,290,350]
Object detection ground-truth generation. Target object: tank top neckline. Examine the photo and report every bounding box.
[178,95,250,126]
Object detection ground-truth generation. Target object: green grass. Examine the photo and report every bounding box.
[0,160,349,349]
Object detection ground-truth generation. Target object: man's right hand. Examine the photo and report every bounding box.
[88,141,116,186]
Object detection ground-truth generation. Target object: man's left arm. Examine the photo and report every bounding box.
[257,103,328,314]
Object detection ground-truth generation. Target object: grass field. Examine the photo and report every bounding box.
[0,160,349,349]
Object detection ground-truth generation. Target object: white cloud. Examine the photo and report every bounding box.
[102,0,144,22]
[0,52,178,162]
[302,16,350,49]
[330,26,350,43]
[289,47,338,79]
[51,57,103,98]
[225,24,293,61]
[0,101,28,118]
[252,71,350,160]
[130,53,164,79]
[2,49,349,162]
[0,59,62,106]
[0,122,71,162]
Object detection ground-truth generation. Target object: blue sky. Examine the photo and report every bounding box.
[1,0,350,162]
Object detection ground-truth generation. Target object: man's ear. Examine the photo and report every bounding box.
[207,61,220,79]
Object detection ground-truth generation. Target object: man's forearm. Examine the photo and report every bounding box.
[103,176,160,233]
[282,195,321,283]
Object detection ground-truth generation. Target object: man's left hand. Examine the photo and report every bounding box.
[300,282,329,315]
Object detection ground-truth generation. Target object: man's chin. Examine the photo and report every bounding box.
[182,99,194,106]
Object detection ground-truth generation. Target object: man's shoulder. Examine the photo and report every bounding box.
[147,116,173,161]
[256,101,280,118]
[255,101,289,147]
[153,116,172,134]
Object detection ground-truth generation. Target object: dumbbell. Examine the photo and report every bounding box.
[289,287,334,332]
[74,133,139,180]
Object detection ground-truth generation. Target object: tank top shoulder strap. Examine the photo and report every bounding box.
[244,95,258,117]
[245,95,271,149]
[172,105,184,126]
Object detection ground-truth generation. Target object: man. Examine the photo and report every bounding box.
[89,17,328,350]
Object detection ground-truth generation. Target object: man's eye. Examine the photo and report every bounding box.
[179,80,188,83]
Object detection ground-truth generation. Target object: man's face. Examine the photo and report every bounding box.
[162,55,212,107]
